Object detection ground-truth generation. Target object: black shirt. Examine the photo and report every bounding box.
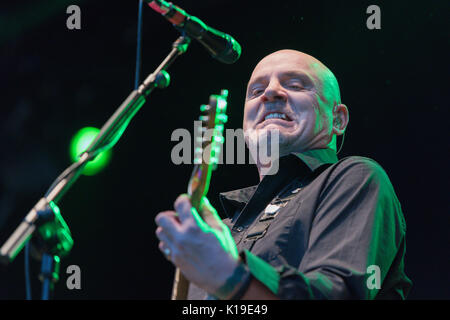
[188,148,412,299]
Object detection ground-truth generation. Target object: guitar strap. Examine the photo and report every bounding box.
[244,163,333,254]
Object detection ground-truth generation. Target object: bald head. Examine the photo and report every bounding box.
[244,49,349,158]
[250,50,342,109]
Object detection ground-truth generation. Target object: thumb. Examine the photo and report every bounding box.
[201,197,238,260]
[174,194,211,232]
[199,197,223,231]
[174,194,194,224]
[200,197,219,218]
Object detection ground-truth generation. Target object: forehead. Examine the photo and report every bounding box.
[248,51,322,85]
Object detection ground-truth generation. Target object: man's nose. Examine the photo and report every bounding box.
[261,80,287,102]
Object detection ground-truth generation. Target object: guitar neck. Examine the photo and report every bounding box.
[170,90,228,300]
[171,268,189,300]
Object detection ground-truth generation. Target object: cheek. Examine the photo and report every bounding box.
[243,101,258,129]
[314,103,333,133]
[291,96,318,126]
[242,110,249,130]
[295,95,328,125]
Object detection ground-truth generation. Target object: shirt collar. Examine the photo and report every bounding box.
[218,148,338,219]
[291,148,338,171]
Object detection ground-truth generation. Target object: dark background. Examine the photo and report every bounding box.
[0,0,448,299]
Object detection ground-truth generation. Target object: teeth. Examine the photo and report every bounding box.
[264,112,287,121]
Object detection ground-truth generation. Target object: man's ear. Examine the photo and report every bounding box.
[332,104,349,135]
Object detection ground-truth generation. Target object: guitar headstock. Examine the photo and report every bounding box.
[188,89,228,211]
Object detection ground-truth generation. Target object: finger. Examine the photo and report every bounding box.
[155,210,178,226]
[155,210,181,237]
[174,194,194,224]
[158,241,172,261]
[155,210,178,222]
[155,226,175,248]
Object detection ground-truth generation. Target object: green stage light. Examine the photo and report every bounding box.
[69,127,112,176]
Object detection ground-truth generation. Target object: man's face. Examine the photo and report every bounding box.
[243,50,335,155]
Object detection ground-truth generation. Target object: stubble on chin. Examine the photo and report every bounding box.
[244,128,282,175]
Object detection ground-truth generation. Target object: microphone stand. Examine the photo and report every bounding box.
[0,36,191,299]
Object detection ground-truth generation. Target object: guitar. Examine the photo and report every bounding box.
[171,89,229,300]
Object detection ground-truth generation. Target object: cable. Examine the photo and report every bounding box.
[44,159,85,198]
[336,131,346,155]
[135,0,144,90]
[24,242,32,300]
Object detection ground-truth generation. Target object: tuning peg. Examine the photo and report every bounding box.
[216,114,228,123]
[220,89,229,99]
[199,115,209,122]
[200,104,210,112]
[217,98,227,111]
[215,124,224,133]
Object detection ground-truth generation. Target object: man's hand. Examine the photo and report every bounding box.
[155,194,239,295]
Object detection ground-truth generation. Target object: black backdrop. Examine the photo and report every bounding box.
[0,0,448,299]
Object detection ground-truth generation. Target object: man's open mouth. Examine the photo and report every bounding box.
[259,111,292,124]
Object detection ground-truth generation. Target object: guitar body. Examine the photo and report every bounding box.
[170,90,229,300]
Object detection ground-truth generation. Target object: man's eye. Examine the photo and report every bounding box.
[251,88,264,96]
[286,82,304,90]
[284,78,305,89]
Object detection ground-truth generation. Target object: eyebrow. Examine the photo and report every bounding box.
[247,70,315,90]
[281,71,315,85]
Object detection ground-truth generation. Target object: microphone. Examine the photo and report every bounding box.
[146,0,241,64]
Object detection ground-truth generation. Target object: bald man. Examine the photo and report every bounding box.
[155,50,412,299]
